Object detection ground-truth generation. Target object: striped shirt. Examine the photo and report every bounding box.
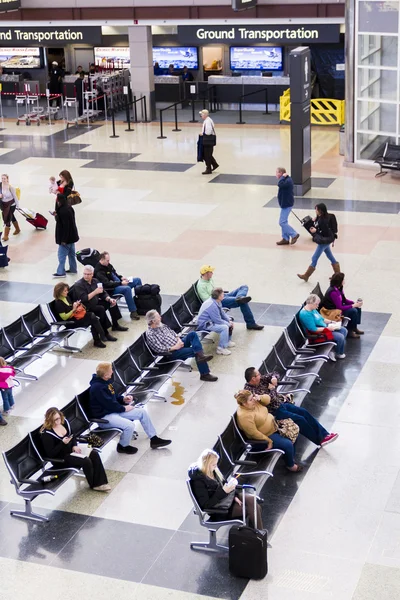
[146,324,179,355]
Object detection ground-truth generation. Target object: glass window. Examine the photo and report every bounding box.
[358,34,398,67]
[358,1,399,34]
[358,68,398,100]
[357,100,397,133]
[357,132,396,160]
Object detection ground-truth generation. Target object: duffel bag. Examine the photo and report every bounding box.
[135,293,162,316]
[135,284,161,297]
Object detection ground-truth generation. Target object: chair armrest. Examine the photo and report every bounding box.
[234,459,257,467]
[50,320,75,326]
[113,294,124,300]
[143,366,160,372]
[20,477,43,485]
[236,483,256,491]
[14,346,30,352]
[44,457,64,463]
[90,418,109,424]
[127,381,146,387]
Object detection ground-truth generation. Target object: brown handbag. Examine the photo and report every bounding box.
[320,307,342,322]
[277,418,300,443]
[68,191,82,206]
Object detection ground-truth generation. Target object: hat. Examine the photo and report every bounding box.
[200,264,215,275]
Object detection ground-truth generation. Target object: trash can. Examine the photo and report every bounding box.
[339,125,345,156]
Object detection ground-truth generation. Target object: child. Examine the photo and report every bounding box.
[49,176,58,195]
[0,357,16,415]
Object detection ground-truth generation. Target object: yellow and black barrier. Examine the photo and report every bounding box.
[279,90,345,126]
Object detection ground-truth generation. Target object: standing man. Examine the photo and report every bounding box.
[276,167,299,246]
[49,61,64,107]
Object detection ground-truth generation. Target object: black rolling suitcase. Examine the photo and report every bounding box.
[134,284,162,316]
[229,485,268,579]
[291,210,314,236]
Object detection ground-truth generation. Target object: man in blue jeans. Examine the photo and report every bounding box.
[276,167,299,246]
[94,251,142,320]
[145,310,218,382]
[196,265,264,331]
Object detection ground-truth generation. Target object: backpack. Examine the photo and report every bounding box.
[76,248,100,267]
[328,213,338,239]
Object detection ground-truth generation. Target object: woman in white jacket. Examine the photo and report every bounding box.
[0,174,20,241]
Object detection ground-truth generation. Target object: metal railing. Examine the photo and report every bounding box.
[237,88,270,125]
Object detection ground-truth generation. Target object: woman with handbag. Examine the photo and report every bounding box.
[321,272,364,339]
[0,174,21,241]
[53,282,107,348]
[199,109,219,175]
[297,203,340,282]
[40,407,110,492]
[299,293,348,361]
[189,448,263,528]
[235,390,303,473]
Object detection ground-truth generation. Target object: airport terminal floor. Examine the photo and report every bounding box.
[0,118,400,600]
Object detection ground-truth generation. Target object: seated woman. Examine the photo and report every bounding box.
[235,390,302,473]
[53,282,106,348]
[197,287,235,356]
[40,407,110,492]
[189,448,263,528]
[299,293,348,362]
[321,272,363,339]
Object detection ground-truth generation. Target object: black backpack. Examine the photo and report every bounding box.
[328,213,338,239]
[76,248,100,267]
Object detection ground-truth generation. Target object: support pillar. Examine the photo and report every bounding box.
[128,26,155,121]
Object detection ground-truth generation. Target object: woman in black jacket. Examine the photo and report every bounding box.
[189,449,263,528]
[40,407,110,492]
[297,203,340,282]
[53,193,79,278]
[53,282,107,348]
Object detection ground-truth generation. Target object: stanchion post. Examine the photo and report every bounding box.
[143,96,148,123]
[190,99,197,123]
[157,109,167,139]
[263,88,270,115]
[172,103,181,132]
[236,100,245,125]
[109,94,119,138]
[125,93,133,132]
[133,96,138,123]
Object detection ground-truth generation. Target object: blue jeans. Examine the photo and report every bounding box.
[57,243,77,275]
[279,207,298,241]
[275,403,328,446]
[171,331,210,375]
[113,278,142,312]
[343,307,361,331]
[207,323,230,348]
[332,326,348,354]
[99,408,157,447]
[251,434,295,467]
[311,243,337,268]
[1,388,14,412]
[221,285,256,326]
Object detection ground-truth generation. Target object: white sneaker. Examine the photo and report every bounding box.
[328,351,336,362]
[216,347,231,356]
[227,341,236,348]
[336,353,346,359]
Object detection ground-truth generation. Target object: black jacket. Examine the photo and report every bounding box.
[188,466,230,511]
[55,204,79,245]
[41,419,77,460]
[73,277,108,309]
[313,216,334,245]
[94,262,122,291]
[89,374,126,419]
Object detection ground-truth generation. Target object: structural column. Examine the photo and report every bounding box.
[128,26,155,121]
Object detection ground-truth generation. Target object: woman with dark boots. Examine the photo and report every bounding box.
[0,174,21,242]
[297,203,340,282]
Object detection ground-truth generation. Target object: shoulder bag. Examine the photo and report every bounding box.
[306,327,334,343]
[68,191,82,206]
[73,303,87,320]
[277,418,299,443]
[320,307,342,322]
[202,122,217,147]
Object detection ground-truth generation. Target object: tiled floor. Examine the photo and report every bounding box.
[1,117,400,600]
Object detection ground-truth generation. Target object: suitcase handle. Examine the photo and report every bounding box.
[237,484,258,528]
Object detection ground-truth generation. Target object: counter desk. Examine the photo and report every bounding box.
[154,75,183,104]
[207,75,290,108]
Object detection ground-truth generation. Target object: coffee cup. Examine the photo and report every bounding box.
[97,283,103,289]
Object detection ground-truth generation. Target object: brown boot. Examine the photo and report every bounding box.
[2,226,10,242]
[297,266,315,282]
[332,262,340,274]
[12,220,21,235]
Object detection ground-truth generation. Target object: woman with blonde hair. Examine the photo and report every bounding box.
[0,174,20,241]
[235,390,302,473]
[188,448,263,528]
[40,407,110,492]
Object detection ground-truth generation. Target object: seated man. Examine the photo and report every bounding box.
[89,362,171,454]
[74,265,128,339]
[244,367,338,447]
[145,310,218,382]
[196,265,264,331]
[197,287,235,356]
[94,251,142,321]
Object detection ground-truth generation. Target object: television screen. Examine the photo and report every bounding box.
[230,47,283,71]
[153,47,199,70]
[0,47,42,69]
[94,47,130,69]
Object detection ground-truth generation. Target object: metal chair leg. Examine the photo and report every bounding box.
[11,499,48,522]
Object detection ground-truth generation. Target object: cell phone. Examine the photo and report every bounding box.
[49,210,55,216]
[357,298,363,302]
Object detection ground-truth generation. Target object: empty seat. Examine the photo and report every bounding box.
[23,305,75,347]
[113,349,167,403]
[161,307,182,333]
[183,284,202,316]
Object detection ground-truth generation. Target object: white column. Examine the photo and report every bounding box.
[128,26,155,121]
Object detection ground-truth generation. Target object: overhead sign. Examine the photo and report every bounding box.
[0,26,102,46]
[232,0,257,11]
[0,0,20,13]
[178,24,340,45]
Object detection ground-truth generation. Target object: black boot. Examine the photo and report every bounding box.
[94,339,107,348]
[112,322,129,332]
[106,333,118,342]
[117,443,138,454]
[195,351,213,363]
[150,436,172,449]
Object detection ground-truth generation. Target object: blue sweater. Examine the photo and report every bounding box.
[89,374,126,418]
[299,308,325,332]
[277,175,294,208]
[197,298,231,330]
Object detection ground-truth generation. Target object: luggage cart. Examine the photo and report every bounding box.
[64,97,86,128]
[16,94,43,126]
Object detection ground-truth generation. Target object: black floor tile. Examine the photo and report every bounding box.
[0,281,53,303]
[265,196,400,214]
[123,161,195,172]
[225,301,270,324]
[161,294,180,311]
[51,517,174,582]
[210,174,335,188]
[261,491,294,536]
[143,530,248,600]
[0,504,89,564]
[259,304,300,327]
